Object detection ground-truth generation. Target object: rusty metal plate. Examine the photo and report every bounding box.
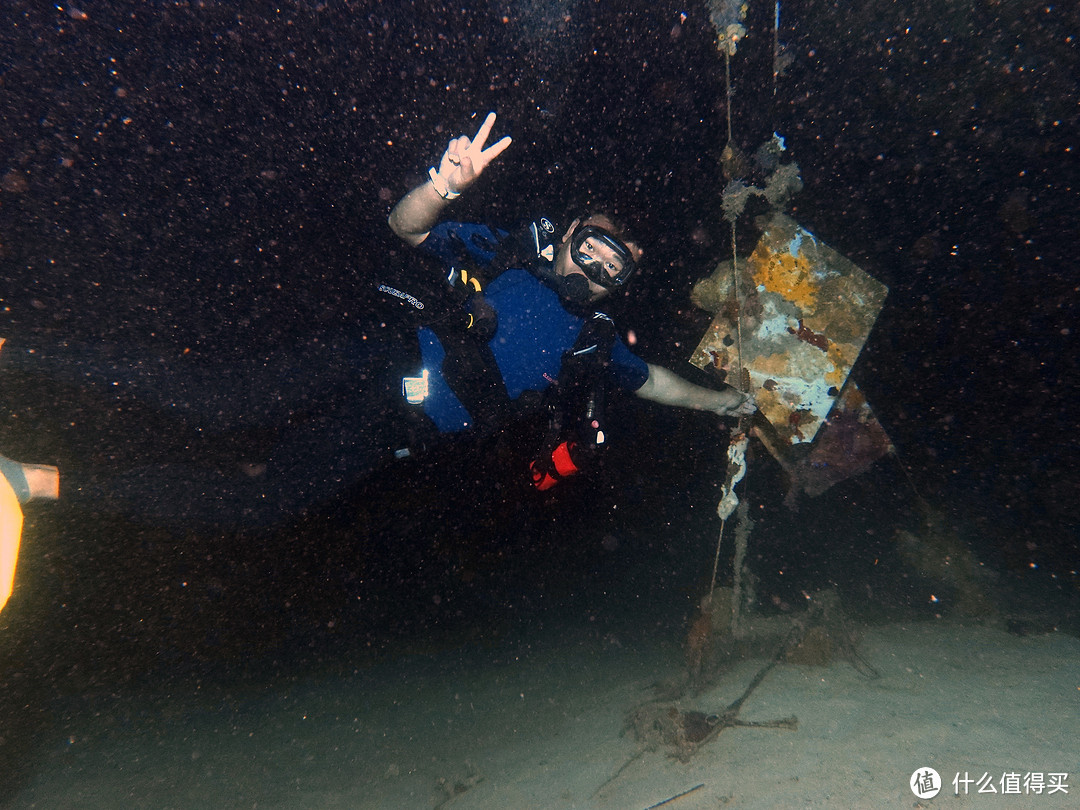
[690,213,888,445]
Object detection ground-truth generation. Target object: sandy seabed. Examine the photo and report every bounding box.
[8,621,1078,809]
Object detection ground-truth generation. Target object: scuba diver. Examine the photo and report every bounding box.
[384,111,755,489]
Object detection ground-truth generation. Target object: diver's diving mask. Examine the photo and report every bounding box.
[570,225,636,289]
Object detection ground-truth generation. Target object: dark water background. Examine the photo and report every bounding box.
[1,0,1078,797]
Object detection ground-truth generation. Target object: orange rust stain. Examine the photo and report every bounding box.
[750,243,819,309]
[825,343,853,386]
[757,351,793,375]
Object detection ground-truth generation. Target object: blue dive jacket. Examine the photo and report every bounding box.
[414,221,649,433]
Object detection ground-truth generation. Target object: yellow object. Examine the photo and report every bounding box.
[0,471,24,614]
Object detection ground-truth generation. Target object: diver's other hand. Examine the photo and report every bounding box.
[715,387,756,418]
[436,112,512,195]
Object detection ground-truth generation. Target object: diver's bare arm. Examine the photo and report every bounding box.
[636,363,754,417]
[388,181,450,247]
[387,111,512,246]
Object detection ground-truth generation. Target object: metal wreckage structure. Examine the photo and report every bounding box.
[596,3,995,800]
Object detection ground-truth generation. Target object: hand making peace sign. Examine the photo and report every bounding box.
[434,112,512,196]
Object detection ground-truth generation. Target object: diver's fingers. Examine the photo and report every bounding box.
[480,135,513,166]
[439,134,475,178]
[438,115,510,189]
[446,135,472,161]
[456,153,478,184]
[471,111,498,150]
